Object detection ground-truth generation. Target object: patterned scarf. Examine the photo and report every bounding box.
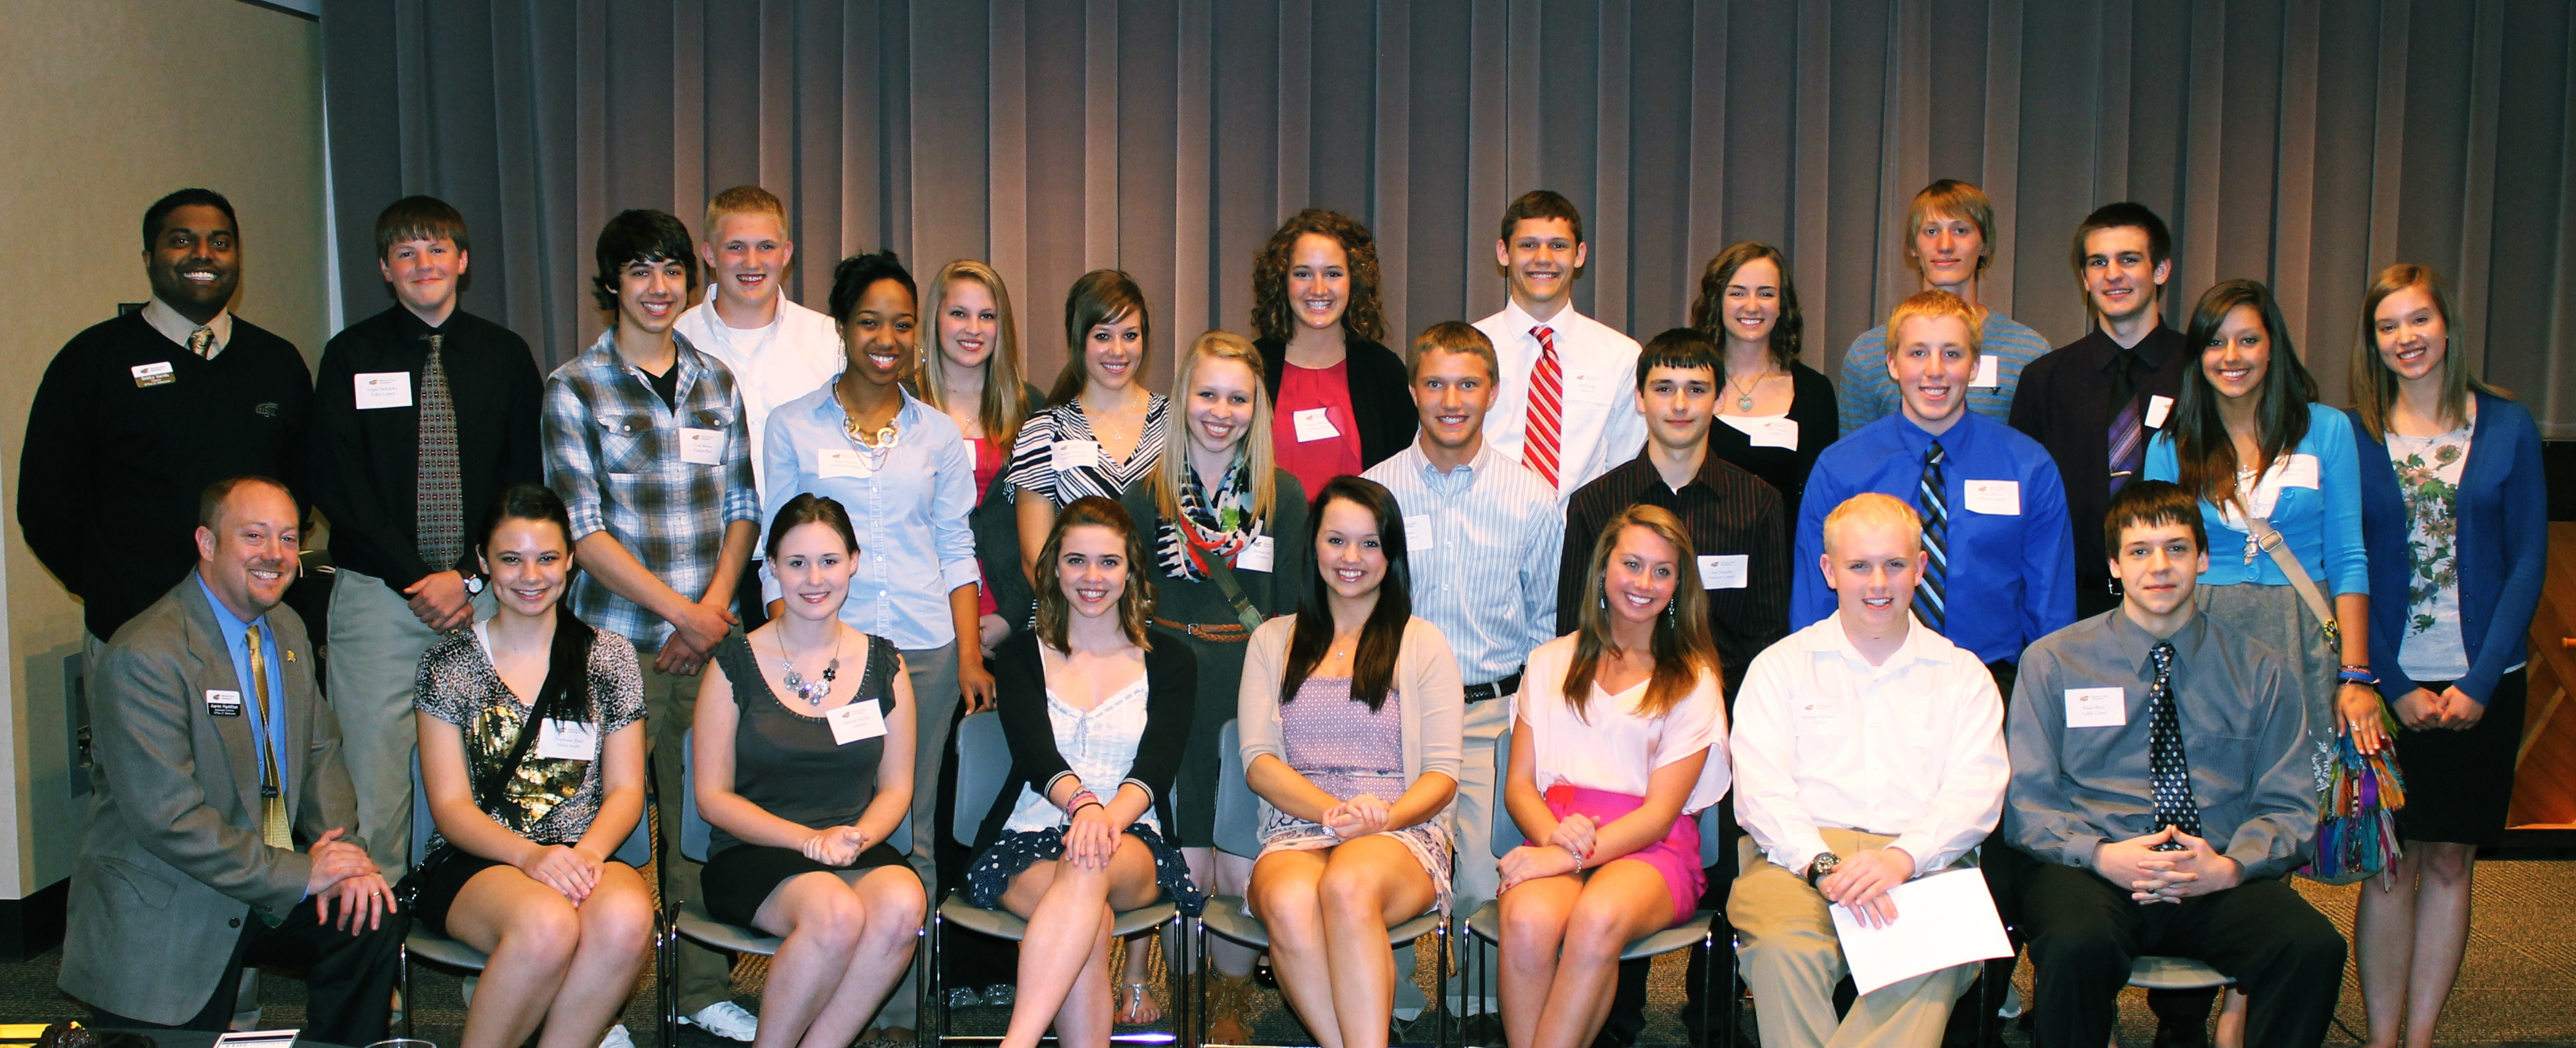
[1156,458,1261,581]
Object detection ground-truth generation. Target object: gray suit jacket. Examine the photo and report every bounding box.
[59,576,366,1022]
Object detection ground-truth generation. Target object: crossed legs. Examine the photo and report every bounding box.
[1497,860,1677,1048]
[997,836,1167,1048]
[446,861,656,1048]
[1250,836,1439,1048]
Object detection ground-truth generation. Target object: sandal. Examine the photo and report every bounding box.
[1115,981,1163,1025]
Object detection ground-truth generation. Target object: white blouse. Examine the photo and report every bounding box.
[1001,672,1157,834]
[1517,633,1731,813]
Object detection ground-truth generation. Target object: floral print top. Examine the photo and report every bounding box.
[2389,422,2474,682]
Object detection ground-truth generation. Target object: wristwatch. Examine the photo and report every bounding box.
[1805,852,1842,887]
[459,570,486,596]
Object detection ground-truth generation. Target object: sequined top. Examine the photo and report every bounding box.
[413,620,647,855]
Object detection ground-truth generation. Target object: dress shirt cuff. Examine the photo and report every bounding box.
[939,557,983,594]
[1889,831,1945,877]
[1764,835,1832,878]
[722,491,764,525]
[563,499,609,542]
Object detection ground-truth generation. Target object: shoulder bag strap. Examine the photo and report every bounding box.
[2244,514,2339,646]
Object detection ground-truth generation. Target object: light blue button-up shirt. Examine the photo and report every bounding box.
[762,385,978,650]
[1360,441,1564,685]
[196,572,289,781]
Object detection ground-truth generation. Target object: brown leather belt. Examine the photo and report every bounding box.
[1152,618,1253,643]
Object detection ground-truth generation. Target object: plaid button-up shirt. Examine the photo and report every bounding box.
[542,329,761,647]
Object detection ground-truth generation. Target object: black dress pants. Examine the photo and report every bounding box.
[90,895,404,1045]
[2019,864,2345,1048]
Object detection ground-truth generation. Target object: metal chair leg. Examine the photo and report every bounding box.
[397,943,413,1040]
[928,910,947,1045]
[1163,914,1189,1048]
[1431,922,1451,1048]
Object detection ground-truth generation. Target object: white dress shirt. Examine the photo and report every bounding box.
[1518,634,1732,813]
[1360,441,1564,685]
[141,297,232,358]
[1730,612,2009,877]
[1472,299,1647,500]
[673,290,847,512]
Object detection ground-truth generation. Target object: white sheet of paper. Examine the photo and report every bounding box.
[1292,408,1342,442]
[205,689,243,717]
[215,1029,299,1048]
[1050,439,1103,471]
[131,361,176,387]
[815,447,872,478]
[680,427,724,466]
[1236,535,1276,572]
[828,699,889,745]
[535,719,597,761]
[1970,353,2001,388]
[1962,479,2021,515]
[2275,453,2321,489]
[2145,395,2174,429]
[354,372,414,409]
[2066,687,2128,728]
[1697,553,1749,589]
[1404,514,1435,550]
[1828,868,2015,995]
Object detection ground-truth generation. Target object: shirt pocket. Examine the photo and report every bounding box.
[593,412,658,476]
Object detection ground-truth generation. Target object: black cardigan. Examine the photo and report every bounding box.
[1706,361,1839,520]
[967,383,1050,629]
[974,629,1200,847]
[1254,336,1418,469]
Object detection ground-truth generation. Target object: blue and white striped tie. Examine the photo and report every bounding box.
[1914,442,1948,633]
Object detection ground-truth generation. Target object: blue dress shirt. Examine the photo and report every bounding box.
[762,385,979,650]
[195,572,289,781]
[1792,410,2076,665]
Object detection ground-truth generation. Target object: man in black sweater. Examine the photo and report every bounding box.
[21,188,313,663]
[307,196,545,873]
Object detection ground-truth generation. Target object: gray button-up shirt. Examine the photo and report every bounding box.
[2004,608,2318,880]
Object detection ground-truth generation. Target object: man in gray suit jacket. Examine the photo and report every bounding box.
[61,476,403,1040]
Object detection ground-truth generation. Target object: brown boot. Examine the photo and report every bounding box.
[1206,971,1258,1044]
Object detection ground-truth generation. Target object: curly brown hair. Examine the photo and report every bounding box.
[1250,209,1387,345]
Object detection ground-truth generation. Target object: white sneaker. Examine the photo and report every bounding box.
[598,1024,636,1048]
[685,1002,760,1042]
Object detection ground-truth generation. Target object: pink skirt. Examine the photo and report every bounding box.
[1544,784,1705,926]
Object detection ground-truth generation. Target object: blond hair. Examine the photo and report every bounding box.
[1887,289,1983,360]
[1150,331,1278,527]
[2349,263,2503,437]
[1820,493,1924,557]
[913,260,1032,447]
[703,185,788,239]
[1903,179,1996,279]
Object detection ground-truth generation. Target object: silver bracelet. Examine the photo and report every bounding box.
[1562,843,1585,872]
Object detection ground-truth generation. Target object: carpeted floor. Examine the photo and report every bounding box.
[4,860,2568,1047]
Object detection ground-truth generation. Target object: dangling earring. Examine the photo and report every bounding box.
[1667,600,1677,627]
[1598,591,1608,610]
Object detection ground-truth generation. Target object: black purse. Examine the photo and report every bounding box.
[397,631,585,907]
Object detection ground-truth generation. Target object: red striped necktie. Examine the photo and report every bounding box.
[1522,325,1563,488]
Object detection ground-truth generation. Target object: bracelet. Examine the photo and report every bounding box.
[1064,789,1101,814]
[2338,666,2380,685]
[1561,843,1585,872]
[1069,800,1104,816]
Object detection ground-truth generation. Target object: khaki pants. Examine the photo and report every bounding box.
[326,568,489,874]
[640,656,735,1014]
[1729,830,1978,1048]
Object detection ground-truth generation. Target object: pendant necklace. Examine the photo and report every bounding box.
[1727,370,1774,413]
[778,631,844,708]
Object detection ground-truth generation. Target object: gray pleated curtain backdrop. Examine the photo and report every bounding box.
[324,0,2576,433]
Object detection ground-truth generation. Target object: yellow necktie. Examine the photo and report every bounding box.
[245,626,292,850]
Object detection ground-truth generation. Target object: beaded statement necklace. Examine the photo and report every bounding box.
[775,631,844,708]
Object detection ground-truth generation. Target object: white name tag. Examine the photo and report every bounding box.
[680,427,724,466]
[828,700,889,745]
[1697,553,1748,589]
[131,361,176,387]
[2144,395,2174,429]
[1291,408,1341,443]
[2066,687,2127,728]
[535,719,597,761]
[1050,439,1103,471]
[815,448,872,479]
[2275,453,2321,489]
[353,372,414,409]
[1792,698,1844,734]
[1563,372,1616,404]
[1723,415,1798,449]
[205,689,243,717]
[1236,535,1276,572]
[1963,480,2021,515]
[1403,514,1435,551]
[1970,353,2001,389]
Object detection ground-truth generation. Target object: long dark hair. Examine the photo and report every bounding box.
[1045,270,1153,407]
[1687,241,1804,374]
[1033,496,1157,651]
[2171,279,2317,513]
[1250,209,1388,344]
[1279,476,1414,712]
[477,484,597,717]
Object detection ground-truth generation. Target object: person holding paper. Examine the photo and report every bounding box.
[1687,241,1839,518]
[2009,203,2192,621]
[411,484,651,1048]
[693,494,927,1048]
[1496,505,1730,1048]
[2006,479,2346,1048]
[1116,330,1310,1036]
[1251,209,1416,494]
[1728,491,2008,1048]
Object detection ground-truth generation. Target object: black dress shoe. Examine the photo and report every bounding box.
[2152,1022,2212,1048]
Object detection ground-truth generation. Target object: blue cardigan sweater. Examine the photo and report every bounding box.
[2349,390,2548,705]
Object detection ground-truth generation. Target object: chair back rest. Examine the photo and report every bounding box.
[684,727,912,863]
[1482,730,1729,868]
[412,747,651,868]
[951,711,1013,848]
[1212,720,1260,858]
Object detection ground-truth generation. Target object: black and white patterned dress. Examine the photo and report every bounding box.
[1003,395,1172,506]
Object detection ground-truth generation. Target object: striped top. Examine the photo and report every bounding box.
[1003,395,1172,506]
[1834,312,2050,437]
[1360,442,1566,687]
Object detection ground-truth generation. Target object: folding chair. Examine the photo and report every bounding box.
[1455,732,1737,1047]
[1190,719,1451,1047]
[927,710,1190,1045]
[398,750,653,1038]
[656,729,920,1045]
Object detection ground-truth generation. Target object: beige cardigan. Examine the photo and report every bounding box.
[1236,614,1467,835]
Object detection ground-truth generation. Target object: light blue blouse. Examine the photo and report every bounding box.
[761,385,979,650]
[2144,401,2368,596]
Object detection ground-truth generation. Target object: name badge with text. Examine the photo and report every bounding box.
[1236,535,1276,572]
[131,361,176,388]
[1963,480,2021,515]
[2275,453,2321,490]
[1291,408,1341,443]
[1697,553,1749,589]
[815,448,872,479]
[1971,353,2001,388]
[205,689,243,717]
[354,372,414,409]
[2145,395,2174,429]
[1050,440,1103,472]
[1403,514,1435,551]
[1563,372,1616,404]
[828,700,889,746]
[680,427,725,466]
[2066,687,2127,728]
[535,719,598,761]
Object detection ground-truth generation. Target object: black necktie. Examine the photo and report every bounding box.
[2146,640,2200,850]
[1913,442,1948,633]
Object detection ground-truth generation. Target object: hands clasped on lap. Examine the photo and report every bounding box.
[2094,826,2243,904]
[306,826,397,932]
